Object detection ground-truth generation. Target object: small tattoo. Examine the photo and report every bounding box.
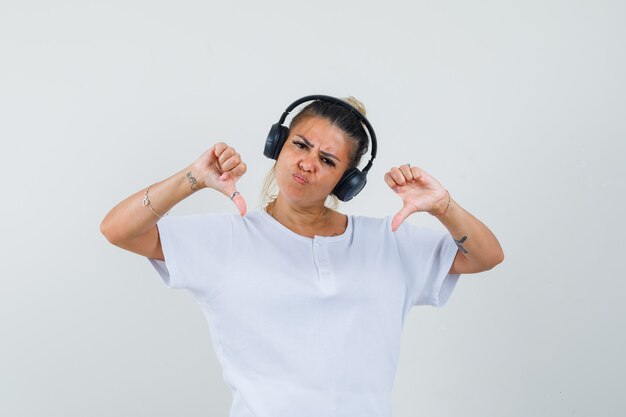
[454,236,469,254]
[187,172,198,190]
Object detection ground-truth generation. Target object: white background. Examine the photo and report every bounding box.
[1,0,624,416]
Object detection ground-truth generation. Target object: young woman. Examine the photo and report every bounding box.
[100,95,504,417]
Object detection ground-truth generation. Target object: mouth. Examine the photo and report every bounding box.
[292,173,309,184]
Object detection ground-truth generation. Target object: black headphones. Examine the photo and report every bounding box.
[264,94,378,202]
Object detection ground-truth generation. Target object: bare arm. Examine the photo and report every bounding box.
[432,196,504,274]
[99,165,199,260]
[385,164,504,274]
[99,143,247,260]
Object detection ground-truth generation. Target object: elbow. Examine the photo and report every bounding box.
[99,219,113,243]
[475,248,505,273]
[494,244,505,265]
[100,217,120,246]
[496,251,505,267]
[487,248,505,270]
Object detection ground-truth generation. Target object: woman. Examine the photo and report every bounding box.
[100,95,504,417]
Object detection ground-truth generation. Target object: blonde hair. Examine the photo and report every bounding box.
[343,96,367,117]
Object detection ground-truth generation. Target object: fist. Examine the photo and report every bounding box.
[384,164,448,231]
[192,142,247,215]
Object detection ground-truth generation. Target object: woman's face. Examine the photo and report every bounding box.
[275,116,352,207]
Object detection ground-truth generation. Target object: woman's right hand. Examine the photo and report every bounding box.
[193,142,247,216]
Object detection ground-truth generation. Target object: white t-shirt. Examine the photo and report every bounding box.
[148,208,460,417]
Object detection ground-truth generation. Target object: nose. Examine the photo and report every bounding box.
[298,154,317,172]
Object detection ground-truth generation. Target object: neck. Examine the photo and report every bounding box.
[266,196,330,237]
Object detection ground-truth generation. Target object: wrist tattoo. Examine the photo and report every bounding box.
[454,236,469,254]
[187,172,198,190]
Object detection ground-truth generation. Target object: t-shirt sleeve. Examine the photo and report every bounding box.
[392,219,461,307]
[146,213,234,297]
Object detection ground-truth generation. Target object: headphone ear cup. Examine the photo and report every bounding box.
[264,124,289,160]
[332,168,367,202]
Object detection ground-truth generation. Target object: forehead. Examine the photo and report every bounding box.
[290,117,351,156]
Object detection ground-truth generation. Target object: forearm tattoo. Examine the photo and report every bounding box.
[454,236,469,254]
[187,172,198,190]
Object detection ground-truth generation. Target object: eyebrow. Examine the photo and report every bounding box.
[296,135,341,162]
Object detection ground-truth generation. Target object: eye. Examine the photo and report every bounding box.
[293,140,307,149]
[321,157,335,167]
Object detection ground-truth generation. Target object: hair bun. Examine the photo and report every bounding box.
[342,96,367,117]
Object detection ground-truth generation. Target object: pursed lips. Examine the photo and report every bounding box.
[292,173,309,184]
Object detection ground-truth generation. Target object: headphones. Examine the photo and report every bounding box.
[264,94,378,202]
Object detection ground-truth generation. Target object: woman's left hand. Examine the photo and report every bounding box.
[384,164,449,231]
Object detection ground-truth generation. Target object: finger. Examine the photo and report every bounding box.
[232,192,247,216]
[384,172,405,193]
[220,152,242,172]
[391,203,415,232]
[399,164,413,182]
[384,172,400,189]
[219,172,247,216]
[410,166,423,181]
[218,147,236,167]
[389,167,406,186]
[219,170,234,182]
[213,142,228,158]
[230,161,247,178]
[220,160,247,180]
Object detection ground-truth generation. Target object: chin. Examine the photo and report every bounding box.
[277,186,327,207]
[274,171,333,206]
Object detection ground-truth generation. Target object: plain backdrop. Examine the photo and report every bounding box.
[1,0,624,416]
